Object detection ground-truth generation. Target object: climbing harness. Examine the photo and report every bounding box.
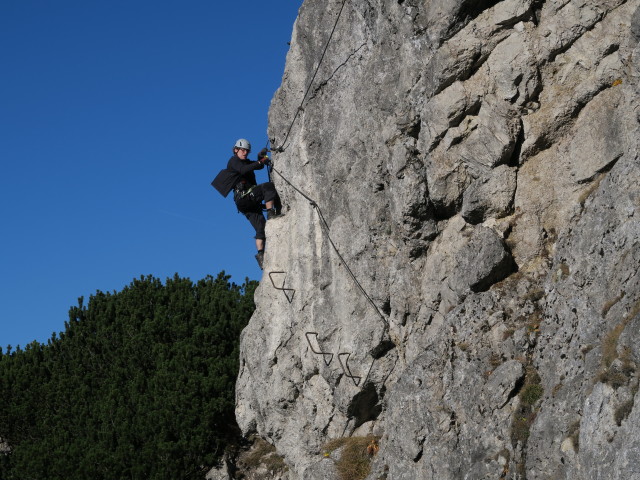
[273,0,350,153]
[235,184,256,200]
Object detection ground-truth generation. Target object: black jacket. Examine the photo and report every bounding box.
[211,155,265,197]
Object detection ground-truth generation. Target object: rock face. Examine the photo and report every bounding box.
[236,0,640,478]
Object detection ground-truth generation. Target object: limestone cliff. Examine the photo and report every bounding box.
[235,0,640,478]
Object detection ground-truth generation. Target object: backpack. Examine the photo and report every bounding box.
[211,168,240,198]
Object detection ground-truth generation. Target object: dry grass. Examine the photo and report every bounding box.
[502,327,516,340]
[615,399,634,426]
[628,299,640,324]
[511,409,537,444]
[601,319,630,369]
[510,367,543,445]
[239,437,288,476]
[322,436,380,480]
[581,344,594,356]
[597,305,638,388]
[552,382,563,397]
[521,383,544,406]
[598,369,629,389]
[567,420,581,453]
[527,313,542,334]
[523,288,545,303]
[489,352,503,368]
[323,437,349,454]
[578,172,607,207]
[602,292,626,318]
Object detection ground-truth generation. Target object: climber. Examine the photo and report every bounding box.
[211,138,281,269]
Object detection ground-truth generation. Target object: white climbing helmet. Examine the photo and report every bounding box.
[234,138,251,152]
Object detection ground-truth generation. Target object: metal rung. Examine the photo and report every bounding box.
[338,352,362,387]
[268,271,295,304]
[305,332,333,366]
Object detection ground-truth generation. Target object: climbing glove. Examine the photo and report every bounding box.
[258,148,271,166]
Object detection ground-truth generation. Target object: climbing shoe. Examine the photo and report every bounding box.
[255,250,264,270]
[266,208,281,220]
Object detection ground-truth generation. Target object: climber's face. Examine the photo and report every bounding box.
[235,147,249,160]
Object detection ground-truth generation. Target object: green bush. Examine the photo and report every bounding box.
[520,384,544,406]
[0,273,256,480]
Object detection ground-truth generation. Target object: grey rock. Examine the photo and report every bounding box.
[233,0,640,478]
[482,360,525,411]
[205,463,231,480]
[301,458,338,480]
[462,165,517,224]
[0,439,10,454]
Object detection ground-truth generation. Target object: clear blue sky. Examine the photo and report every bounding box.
[0,1,302,349]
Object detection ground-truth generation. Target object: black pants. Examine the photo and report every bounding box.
[235,182,278,240]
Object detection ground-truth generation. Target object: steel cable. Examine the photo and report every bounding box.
[269,165,388,327]
[273,0,349,152]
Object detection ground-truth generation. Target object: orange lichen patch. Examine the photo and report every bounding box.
[367,438,380,457]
